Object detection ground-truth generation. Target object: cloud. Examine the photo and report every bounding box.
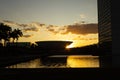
[45,23,98,35]
[2,20,41,32]
[23,27,39,32]
[73,35,98,40]
[46,25,60,34]
[2,20,98,35]
[23,34,33,38]
[48,29,58,34]
[64,23,98,35]
[3,20,21,27]
[29,22,45,27]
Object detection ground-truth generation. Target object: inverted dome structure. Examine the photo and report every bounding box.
[35,41,73,49]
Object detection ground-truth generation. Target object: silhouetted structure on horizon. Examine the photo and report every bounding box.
[35,41,72,49]
[35,41,72,50]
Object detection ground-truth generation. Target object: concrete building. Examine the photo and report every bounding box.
[98,0,112,44]
[98,0,112,53]
[97,0,112,67]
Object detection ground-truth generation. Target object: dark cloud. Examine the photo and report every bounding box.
[3,20,28,27]
[17,24,28,27]
[46,25,59,34]
[47,28,59,34]
[23,34,33,38]
[3,20,30,28]
[31,22,45,27]
[46,25,58,29]
[3,20,20,26]
[2,20,40,32]
[22,27,39,32]
[59,28,66,31]
[65,23,98,35]
[48,24,58,27]
[2,20,98,35]
[46,23,98,35]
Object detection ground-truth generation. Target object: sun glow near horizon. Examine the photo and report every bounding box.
[66,44,74,49]
[18,29,98,48]
[66,40,98,48]
[0,0,98,48]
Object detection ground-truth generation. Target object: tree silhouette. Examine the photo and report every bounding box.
[0,23,12,46]
[0,23,23,46]
[10,28,23,43]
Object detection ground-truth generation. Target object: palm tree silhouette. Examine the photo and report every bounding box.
[10,28,23,43]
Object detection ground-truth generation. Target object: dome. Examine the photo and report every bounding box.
[35,41,72,49]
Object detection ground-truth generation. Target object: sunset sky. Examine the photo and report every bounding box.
[0,0,98,48]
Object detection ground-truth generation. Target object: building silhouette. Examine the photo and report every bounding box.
[98,0,112,44]
[110,1,120,67]
[98,0,112,67]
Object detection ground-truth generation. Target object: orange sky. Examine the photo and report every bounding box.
[2,21,98,48]
[0,0,98,48]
